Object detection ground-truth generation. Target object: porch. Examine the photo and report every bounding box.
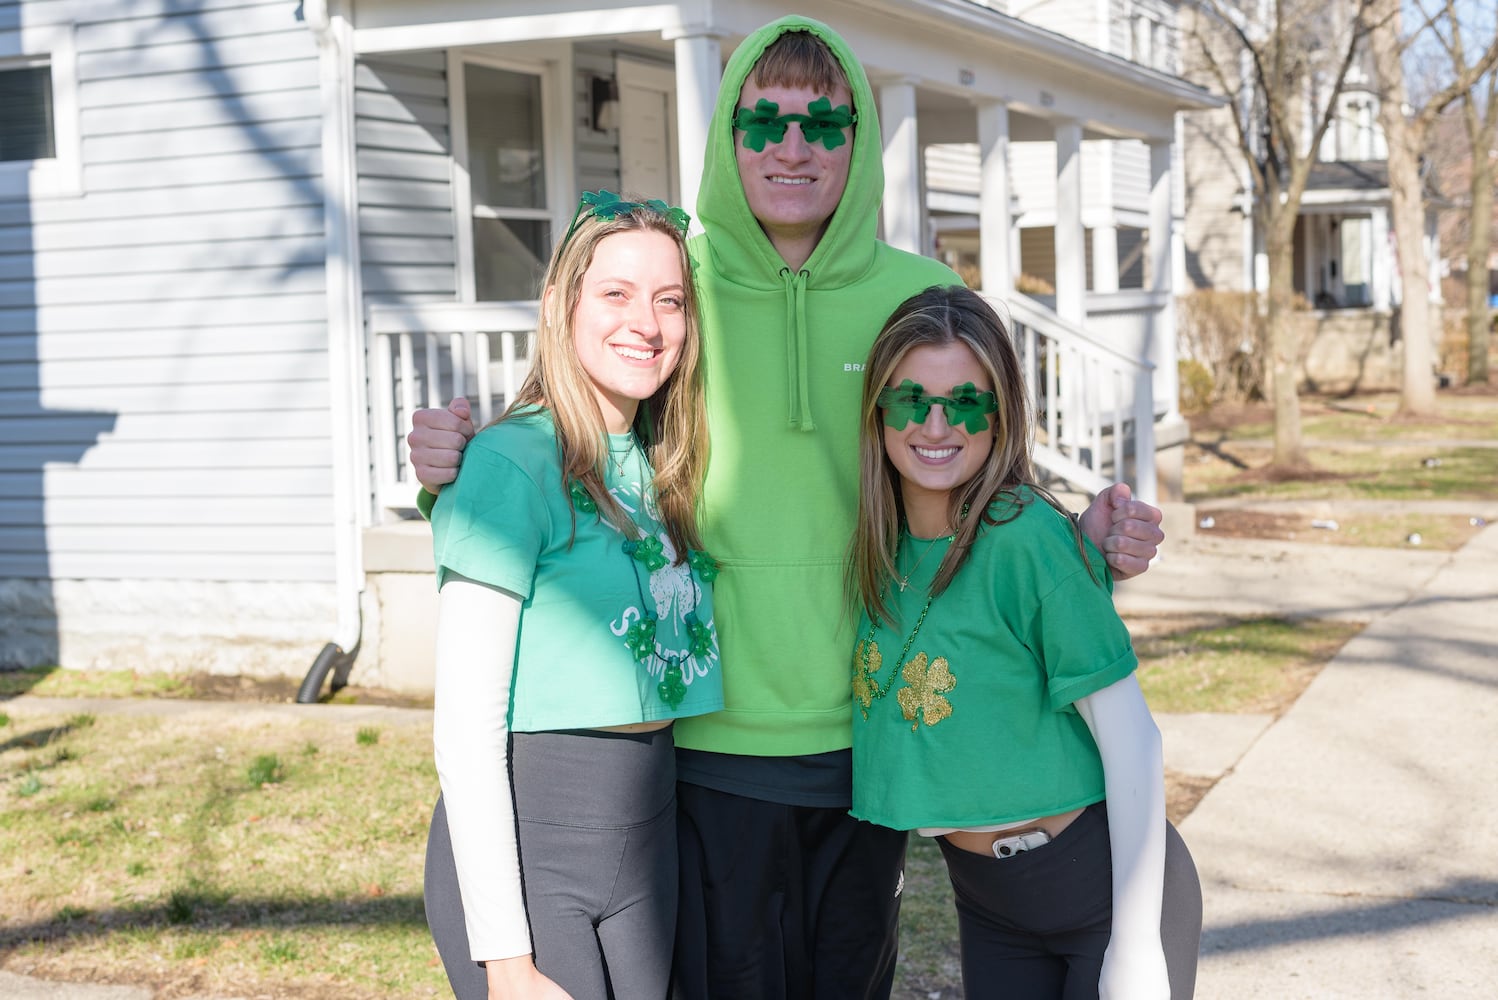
[313,0,1219,691]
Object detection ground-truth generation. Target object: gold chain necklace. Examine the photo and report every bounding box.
[895,529,951,592]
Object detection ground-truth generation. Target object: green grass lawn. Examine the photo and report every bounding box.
[1,708,444,999]
[3,607,1358,998]
[1185,390,1498,505]
[1191,391,1498,443]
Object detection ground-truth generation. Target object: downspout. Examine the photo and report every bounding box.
[298,0,368,701]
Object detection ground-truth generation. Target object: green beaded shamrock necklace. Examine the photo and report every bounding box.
[569,436,719,710]
[852,506,968,720]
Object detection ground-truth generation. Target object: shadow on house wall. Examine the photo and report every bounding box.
[0,3,116,686]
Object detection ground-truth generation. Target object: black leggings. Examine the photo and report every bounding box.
[938,803,1202,999]
[424,727,678,1000]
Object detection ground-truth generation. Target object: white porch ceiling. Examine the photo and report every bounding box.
[349,0,1220,142]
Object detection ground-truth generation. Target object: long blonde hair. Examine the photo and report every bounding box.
[497,200,708,560]
[847,285,1089,627]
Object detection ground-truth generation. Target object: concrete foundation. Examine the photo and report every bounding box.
[0,578,335,677]
[359,520,439,694]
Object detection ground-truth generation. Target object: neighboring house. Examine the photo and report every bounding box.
[1177,5,1443,392]
[0,0,1215,691]
[1430,109,1498,314]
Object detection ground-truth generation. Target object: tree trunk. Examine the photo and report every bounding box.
[1371,0,1437,414]
[1466,143,1494,384]
[1265,207,1305,467]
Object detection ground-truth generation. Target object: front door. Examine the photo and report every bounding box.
[616,57,678,204]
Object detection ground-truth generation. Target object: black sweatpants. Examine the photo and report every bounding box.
[673,781,907,1000]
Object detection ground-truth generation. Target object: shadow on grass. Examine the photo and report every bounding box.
[0,719,87,758]
[1135,615,1353,663]
[0,892,428,955]
[0,666,60,701]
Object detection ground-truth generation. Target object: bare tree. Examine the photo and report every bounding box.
[1186,0,1375,467]
[1367,0,1498,411]
[1459,71,1497,384]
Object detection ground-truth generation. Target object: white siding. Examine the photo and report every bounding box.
[925,143,981,195]
[1112,139,1151,214]
[1012,0,1102,50]
[355,52,457,305]
[1010,140,1117,220]
[0,0,334,584]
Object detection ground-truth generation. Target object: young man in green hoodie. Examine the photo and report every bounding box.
[410,15,1180,999]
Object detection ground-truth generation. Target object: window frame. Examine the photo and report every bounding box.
[0,23,81,201]
[447,49,570,303]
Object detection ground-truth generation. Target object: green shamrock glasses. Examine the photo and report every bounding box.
[732,97,857,152]
[877,380,998,433]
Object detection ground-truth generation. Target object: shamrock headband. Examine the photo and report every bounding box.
[877,380,998,434]
[732,97,857,152]
[561,189,692,250]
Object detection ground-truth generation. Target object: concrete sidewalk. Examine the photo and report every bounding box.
[1141,524,1498,998]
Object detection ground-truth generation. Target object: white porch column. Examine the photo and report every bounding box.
[1054,119,1085,324]
[879,78,921,255]
[977,100,1013,296]
[1370,205,1392,309]
[666,27,722,224]
[1092,224,1119,293]
[1149,138,1178,419]
[1092,141,1119,293]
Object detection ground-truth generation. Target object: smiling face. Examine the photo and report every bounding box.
[881,341,997,537]
[568,229,688,432]
[734,78,854,270]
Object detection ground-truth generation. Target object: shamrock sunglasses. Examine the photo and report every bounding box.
[876,380,998,433]
[732,97,857,152]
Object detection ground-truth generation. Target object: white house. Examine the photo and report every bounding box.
[0,0,1217,692]
[1177,5,1444,392]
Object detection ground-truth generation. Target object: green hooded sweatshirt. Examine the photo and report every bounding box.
[672,15,960,757]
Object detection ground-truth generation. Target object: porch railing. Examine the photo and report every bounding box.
[999,293,1158,505]
[368,301,538,513]
[368,295,1157,512]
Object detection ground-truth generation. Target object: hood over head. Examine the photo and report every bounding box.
[697,15,884,290]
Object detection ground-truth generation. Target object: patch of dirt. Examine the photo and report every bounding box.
[1167,772,1218,826]
[180,673,432,709]
[1195,508,1332,541]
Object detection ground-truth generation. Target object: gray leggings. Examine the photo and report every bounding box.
[424,727,678,1000]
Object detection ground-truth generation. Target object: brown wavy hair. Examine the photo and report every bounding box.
[846,285,1091,627]
[497,200,707,560]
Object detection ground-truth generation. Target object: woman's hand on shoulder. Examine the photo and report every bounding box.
[1078,482,1163,581]
[485,954,574,1000]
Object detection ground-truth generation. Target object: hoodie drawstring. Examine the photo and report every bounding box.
[781,267,815,431]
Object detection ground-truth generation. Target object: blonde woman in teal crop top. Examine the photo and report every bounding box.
[846,285,1175,1000]
[424,194,721,1000]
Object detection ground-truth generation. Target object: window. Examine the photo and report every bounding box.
[0,25,81,199]
[464,62,552,300]
[0,61,55,162]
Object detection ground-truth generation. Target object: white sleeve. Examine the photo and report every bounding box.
[1075,675,1171,999]
[433,573,532,963]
